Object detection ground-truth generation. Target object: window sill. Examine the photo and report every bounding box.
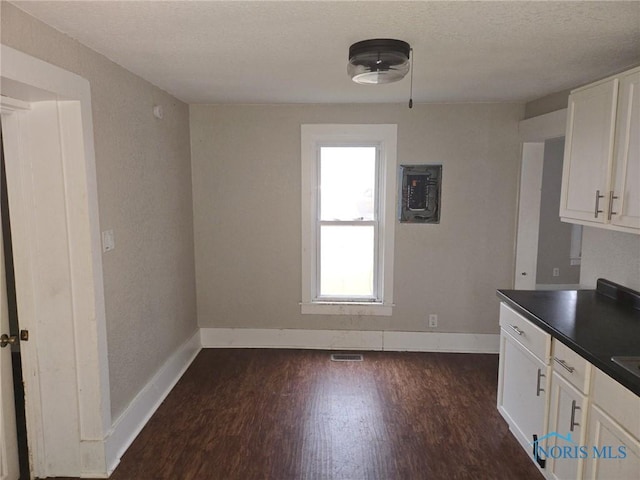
[300,302,393,316]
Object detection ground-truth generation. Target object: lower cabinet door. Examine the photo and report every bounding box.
[547,372,587,480]
[583,404,640,480]
[497,330,548,466]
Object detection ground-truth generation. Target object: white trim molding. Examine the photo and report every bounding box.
[383,331,500,353]
[519,109,567,142]
[105,330,201,475]
[300,302,393,316]
[200,328,499,354]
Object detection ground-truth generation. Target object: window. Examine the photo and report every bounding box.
[301,124,397,316]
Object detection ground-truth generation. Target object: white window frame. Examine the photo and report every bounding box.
[301,124,396,316]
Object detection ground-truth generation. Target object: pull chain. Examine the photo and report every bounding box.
[408,48,414,109]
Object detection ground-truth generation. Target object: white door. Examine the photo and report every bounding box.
[583,404,640,480]
[547,372,587,480]
[497,330,548,458]
[514,143,544,289]
[1,46,111,478]
[560,80,618,224]
[611,70,640,229]
[0,194,19,479]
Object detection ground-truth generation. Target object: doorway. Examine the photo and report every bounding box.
[1,124,29,479]
[534,137,581,289]
[514,109,581,290]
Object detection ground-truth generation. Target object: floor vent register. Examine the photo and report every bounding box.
[330,353,364,362]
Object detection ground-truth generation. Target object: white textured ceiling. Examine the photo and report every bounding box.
[10,1,640,104]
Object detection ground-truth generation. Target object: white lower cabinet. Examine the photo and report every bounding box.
[546,372,588,480]
[582,368,640,480]
[498,331,549,461]
[583,405,640,480]
[498,302,640,480]
[497,304,551,472]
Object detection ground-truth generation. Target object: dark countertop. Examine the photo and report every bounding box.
[497,281,640,397]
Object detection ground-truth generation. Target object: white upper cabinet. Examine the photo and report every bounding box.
[560,66,640,234]
[561,79,618,224]
[610,71,640,229]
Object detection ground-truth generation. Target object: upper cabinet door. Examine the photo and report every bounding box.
[610,71,640,229]
[560,79,618,224]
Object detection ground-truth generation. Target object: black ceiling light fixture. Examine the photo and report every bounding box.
[347,38,414,108]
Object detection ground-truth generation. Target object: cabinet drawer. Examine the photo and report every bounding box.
[499,303,551,362]
[591,367,640,440]
[551,339,591,393]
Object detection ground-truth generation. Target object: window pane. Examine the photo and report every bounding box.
[320,225,374,297]
[320,147,376,221]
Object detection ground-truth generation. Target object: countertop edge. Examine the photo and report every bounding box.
[496,290,640,397]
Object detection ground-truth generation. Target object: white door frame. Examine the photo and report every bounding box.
[0,45,111,477]
[514,109,568,289]
[0,155,20,479]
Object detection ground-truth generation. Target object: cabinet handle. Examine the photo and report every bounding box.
[570,400,581,432]
[553,357,575,374]
[607,191,619,220]
[594,190,604,218]
[532,434,546,469]
[509,325,524,336]
[536,368,545,397]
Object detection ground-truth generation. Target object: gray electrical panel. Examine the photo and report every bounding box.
[399,164,442,223]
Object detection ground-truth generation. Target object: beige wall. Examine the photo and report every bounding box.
[524,89,570,119]
[190,103,524,334]
[580,228,640,290]
[1,3,198,419]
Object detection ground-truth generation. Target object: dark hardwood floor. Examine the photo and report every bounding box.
[59,349,544,480]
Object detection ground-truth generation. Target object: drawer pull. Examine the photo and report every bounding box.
[536,368,545,397]
[510,325,524,336]
[570,400,581,432]
[554,357,575,374]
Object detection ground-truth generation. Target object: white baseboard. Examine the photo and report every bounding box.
[383,331,500,353]
[200,327,383,350]
[200,328,499,354]
[104,329,201,475]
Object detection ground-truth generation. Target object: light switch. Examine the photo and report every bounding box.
[102,230,115,252]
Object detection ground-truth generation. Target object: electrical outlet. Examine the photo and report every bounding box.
[429,314,438,328]
[553,267,560,277]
